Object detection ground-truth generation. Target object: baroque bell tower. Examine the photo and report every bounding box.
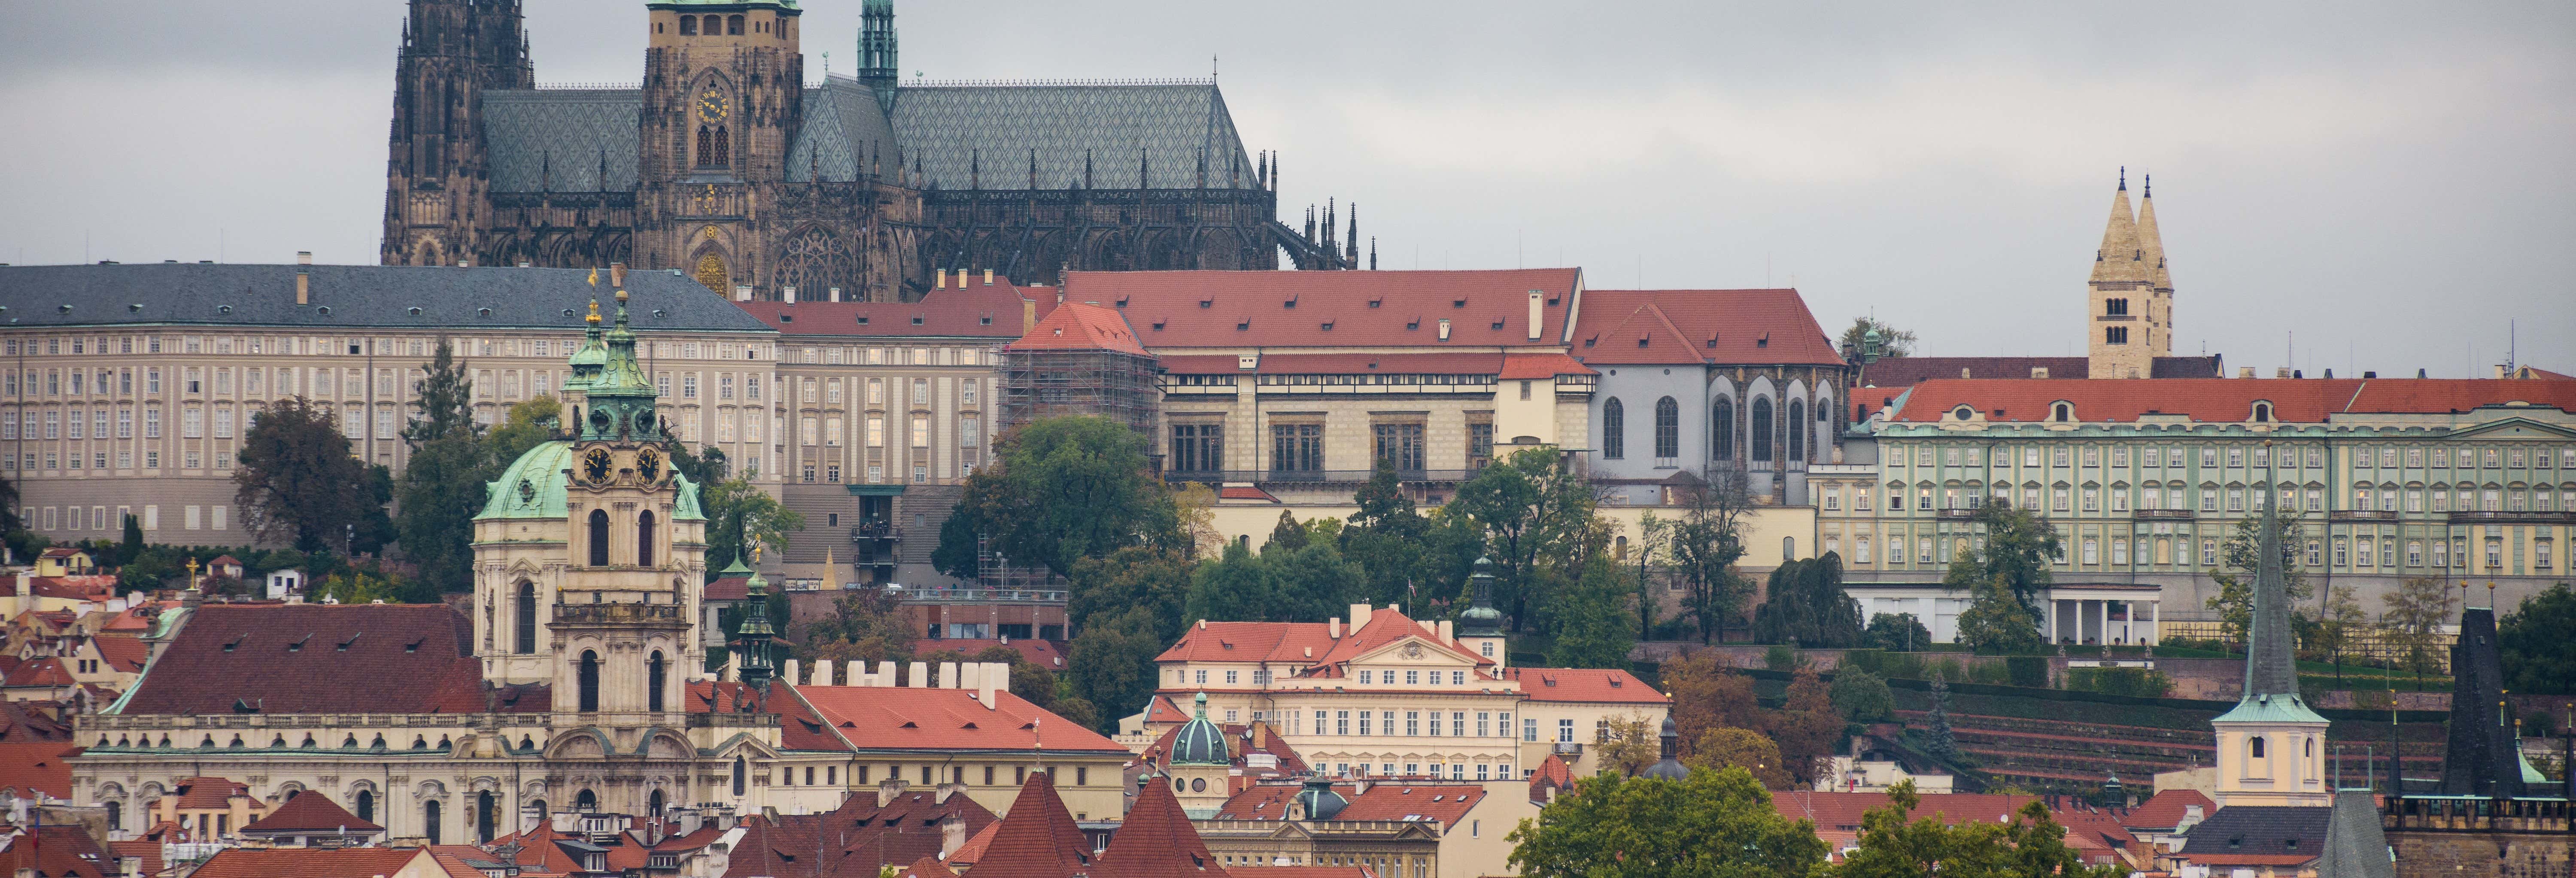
[636,0,807,297]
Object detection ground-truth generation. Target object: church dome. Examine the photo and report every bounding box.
[1169,693,1229,766]
[475,439,707,523]
[1294,777,1348,820]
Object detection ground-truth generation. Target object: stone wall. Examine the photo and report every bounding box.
[2388,829,2574,878]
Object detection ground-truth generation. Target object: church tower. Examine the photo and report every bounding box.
[381,0,531,268]
[2208,449,2331,807]
[2085,169,2157,379]
[2135,175,2175,358]
[858,0,900,109]
[636,0,808,297]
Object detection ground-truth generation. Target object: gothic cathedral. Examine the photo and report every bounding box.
[383,0,1361,302]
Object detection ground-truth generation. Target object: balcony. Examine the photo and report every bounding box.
[2132,508,2195,521]
[899,585,1067,604]
[2446,510,2576,526]
[2329,510,2400,522]
[849,521,902,542]
[1552,741,1584,756]
[1163,469,1478,486]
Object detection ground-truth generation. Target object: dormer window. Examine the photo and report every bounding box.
[1953,406,1974,420]
[2052,402,2073,422]
[2251,402,2272,423]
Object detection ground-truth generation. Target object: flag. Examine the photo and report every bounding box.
[587,267,599,287]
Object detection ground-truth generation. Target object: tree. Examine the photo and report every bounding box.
[1506,768,1827,878]
[1451,447,1606,632]
[1868,612,1932,652]
[310,569,406,605]
[0,462,21,537]
[1840,316,1917,359]
[1266,510,1310,552]
[120,513,145,563]
[1631,513,1672,641]
[1661,651,1764,757]
[1769,668,1845,784]
[942,416,1179,578]
[1752,554,1865,647]
[1686,728,1794,789]
[395,338,489,593]
[2203,510,2314,651]
[235,398,381,553]
[1546,554,1637,669]
[2502,583,2576,695]
[1067,547,1194,641]
[1955,574,2044,655]
[1832,667,1896,722]
[1185,541,1284,623]
[931,509,982,581]
[1668,467,1753,644]
[1593,713,1662,777]
[969,644,1100,731]
[796,588,917,667]
[699,472,803,578]
[1066,607,1165,732]
[1170,481,1221,557]
[1923,673,1964,764]
[485,396,560,471]
[1956,500,2062,617]
[2382,576,2454,687]
[2317,584,2369,685]
[1835,781,2127,878]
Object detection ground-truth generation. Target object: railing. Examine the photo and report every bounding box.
[2446,510,2576,525]
[900,586,1067,603]
[2329,510,2400,522]
[849,522,903,541]
[1552,742,1584,756]
[1162,469,1476,485]
[2132,509,2195,520]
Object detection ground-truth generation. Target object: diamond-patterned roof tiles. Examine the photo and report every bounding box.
[890,82,1256,192]
[482,89,643,194]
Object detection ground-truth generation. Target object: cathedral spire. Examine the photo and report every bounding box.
[2089,169,2145,283]
[2239,464,2299,701]
[2137,173,2171,288]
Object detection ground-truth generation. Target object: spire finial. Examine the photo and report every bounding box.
[2143,173,2152,198]
[2119,166,2126,191]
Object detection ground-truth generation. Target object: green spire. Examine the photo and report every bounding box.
[733,548,777,690]
[576,286,665,443]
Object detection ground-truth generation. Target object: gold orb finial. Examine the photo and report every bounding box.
[586,300,602,324]
[615,287,629,304]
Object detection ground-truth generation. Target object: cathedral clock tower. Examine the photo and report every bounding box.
[636,0,807,296]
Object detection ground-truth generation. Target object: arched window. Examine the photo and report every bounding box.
[1783,536,1795,559]
[2248,736,2266,759]
[1601,398,1625,460]
[679,14,698,35]
[713,126,731,166]
[1653,397,1679,459]
[2053,402,2073,422]
[356,790,374,823]
[1787,399,1805,461]
[2303,737,2314,758]
[727,14,744,34]
[696,127,713,167]
[1750,398,1774,462]
[574,789,597,813]
[105,802,121,831]
[648,789,665,818]
[648,651,668,713]
[423,799,443,845]
[514,582,536,654]
[2252,402,2272,423]
[476,791,496,843]
[637,510,656,567]
[528,800,547,823]
[588,509,611,566]
[578,650,601,712]
[1713,398,1735,460]
[732,757,748,796]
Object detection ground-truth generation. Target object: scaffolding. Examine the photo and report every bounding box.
[1000,347,1160,439]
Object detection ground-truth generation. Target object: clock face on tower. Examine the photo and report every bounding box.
[636,447,662,484]
[696,90,729,124]
[582,447,615,485]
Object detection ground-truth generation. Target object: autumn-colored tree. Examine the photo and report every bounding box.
[1687,727,1794,789]
[1767,668,1846,784]
[1659,651,1763,758]
[1592,712,1661,777]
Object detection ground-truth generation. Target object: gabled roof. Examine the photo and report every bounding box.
[2122,788,2213,831]
[787,76,901,184]
[166,776,255,810]
[242,790,381,834]
[1528,753,1574,802]
[27,576,115,600]
[725,790,990,878]
[116,603,478,715]
[1097,778,1224,878]
[0,823,114,878]
[792,684,1128,754]
[1,658,74,688]
[91,635,148,673]
[1004,301,1149,356]
[742,284,1033,339]
[691,681,844,752]
[2176,804,2332,860]
[1886,377,2576,424]
[1573,290,1842,367]
[1498,667,1668,704]
[1154,607,1492,677]
[959,774,1092,878]
[1070,269,1583,350]
[0,741,79,798]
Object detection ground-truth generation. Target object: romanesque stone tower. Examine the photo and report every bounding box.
[2086,170,2173,379]
[635,0,807,296]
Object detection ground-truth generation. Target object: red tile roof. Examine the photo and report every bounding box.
[724,789,994,878]
[1159,352,1506,376]
[1217,486,1280,503]
[91,635,148,673]
[705,575,752,602]
[1212,782,1486,825]
[2513,365,2574,380]
[912,638,1070,669]
[741,285,1035,339]
[1071,268,1583,350]
[1098,777,1224,878]
[2,657,74,688]
[166,776,255,810]
[1499,352,1596,379]
[27,576,115,601]
[2122,788,2214,831]
[948,818,1004,868]
[1528,753,1574,802]
[1005,301,1150,356]
[0,701,72,742]
[0,823,113,878]
[109,840,164,878]
[1574,289,1844,367]
[1886,377,2576,424]
[0,741,79,798]
[1768,790,2129,858]
[118,603,479,715]
[792,684,1129,755]
[1225,869,1374,878]
[1858,355,2222,386]
[960,773,1093,878]
[242,790,381,834]
[1154,607,1493,678]
[690,681,844,751]
[1139,720,1308,778]
[1499,667,1669,704]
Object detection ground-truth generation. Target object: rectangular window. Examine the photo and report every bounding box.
[1170,423,1225,474]
[182,407,203,438]
[1359,713,1372,736]
[1373,422,1426,472]
[1270,423,1324,472]
[961,379,978,406]
[912,378,929,406]
[2227,486,2245,511]
[2202,539,2217,566]
[682,374,698,399]
[1337,712,1350,735]
[2081,487,2099,512]
[2335,539,2349,567]
[2537,541,2553,570]
[910,413,930,448]
[2053,487,2071,512]
[213,408,234,439]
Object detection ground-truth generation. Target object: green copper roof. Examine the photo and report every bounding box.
[476,440,705,522]
[2212,691,2327,725]
[1169,693,1230,766]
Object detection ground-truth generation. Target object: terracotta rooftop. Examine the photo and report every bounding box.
[242,790,382,834]
[165,776,255,810]
[2122,788,2214,831]
[741,283,1035,339]
[1139,720,1308,777]
[956,773,1094,878]
[0,741,79,798]
[1096,777,1223,878]
[1498,667,1670,704]
[1212,781,1486,824]
[1154,607,1491,678]
[1885,377,2576,424]
[1,658,74,688]
[689,681,844,751]
[117,603,481,715]
[912,637,1070,669]
[91,635,149,673]
[792,684,1129,755]
[1859,355,2224,386]
[1004,300,1151,356]
[1573,289,1843,367]
[0,823,115,878]
[1069,268,1582,350]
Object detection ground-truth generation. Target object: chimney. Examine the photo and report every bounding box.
[611,262,626,288]
[2237,367,2256,379]
[1348,604,1372,632]
[1437,318,1451,341]
[782,286,798,304]
[939,814,968,859]
[811,659,832,687]
[1253,722,1267,749]
[1419,620,1437,636]
[783,659,801,685]
[1526,291,1543,341]
[878,660,898,687]
[984,268,995,286]
[987,662,1011,694]
[295,252,312,305]
[2275,366,2292,378]
[935,781,965,805]
[724,650,742,681]
[1329,617,1341,638]
[939,661,961,688]
[908,661,929,687]
[846,659,866,686]
[2030,367,2049,379]
[1438,620,1454,644]
[734,284,752,302]
[877,777,907,808]
[828,286,842,302]
[2494,364,2508,379]
[977,669,998,710]
[936,269,947,289]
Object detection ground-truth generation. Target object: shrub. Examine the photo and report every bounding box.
[1830,668,1895,722]
[2004,656,2050,689]
[2065,667,2172,699]
[1764,644,1799,672]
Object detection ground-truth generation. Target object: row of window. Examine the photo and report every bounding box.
[1165,421,1498,475]
[23,504,223,533]
[1899,442,2576,473]
[1287,708,1517,738]
[1602,395,1826,463]
[1841,482,2571,515]
[1828,531,2543,571]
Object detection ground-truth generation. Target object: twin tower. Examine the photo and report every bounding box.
[2086,169,2176,380]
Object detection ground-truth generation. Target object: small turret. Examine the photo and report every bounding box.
[732,550,777,691]
[1640,716,1689,780]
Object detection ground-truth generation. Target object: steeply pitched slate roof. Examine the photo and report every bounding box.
[889,82,1256,193]
[789,77,902,183]
[1067,269,1583,350]
[1888,377,2576,424]
[481,88,644,193]
[791,685,1127,754]
[1097,779,1224,878]
[1005,301,1149,356]
[1499,667,1668,704]
[2176,804,2333,858]
[744,285,1032,338]
[1573,289,1841,367]
[116,603,477,715]
[242,790,381,834]
[0,741,79,798]
[1212,782,1485,824]
[1857,355,2222,386]
[0,263,774,332]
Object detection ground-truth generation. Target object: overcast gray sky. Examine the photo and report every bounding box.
[3,1,2570,375]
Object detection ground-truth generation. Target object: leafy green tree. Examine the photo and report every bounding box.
[795,588,917,667]
[120,514,145,565]
[931,510,983,581]
[1835,781,2127,877]
[310,569,407,605]
[395,339,487,593]
[1840,316,1918,359]
[1183,540,1362,624]
[1923,672,1964,763]
[1266,510,1310,552]
[1506,767,1826,878]
[1185,541,1284,623]
[2204,510,2313,650]
[2383,576,2454,686]
[1268,542,1362,623]
[700,473,804,578]
[485,395,560,470]
[1957,500,2063,617]
[1339,458,1446,608]
[1546,554,1637,669]
[0,462,21,536]
[1631,513,1673,641]
[234,397,382,553]
[2318,584,2369,685]
[1066,606,1166,732]
[941,416,1179,578]
[1066,547,1194,641]
[1955,574,2044,655]
[1752,554,1865,647]
[2501,583,2576,695]
[1832,667,1896,722]
[1868,612,1932,652]
[1670,467,1753,644]
[1451,447,1604,632]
